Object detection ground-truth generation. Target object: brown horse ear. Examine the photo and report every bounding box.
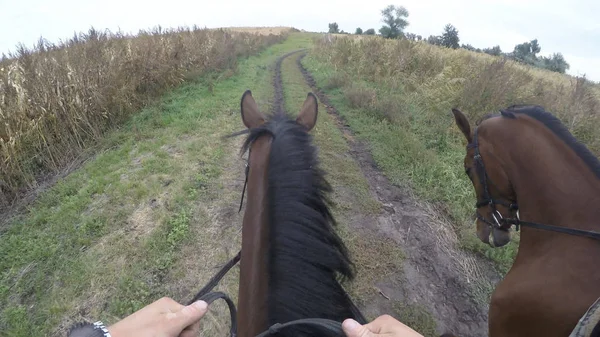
[296,93,318,131]
[452,108,472,143]
[241,90,266,129]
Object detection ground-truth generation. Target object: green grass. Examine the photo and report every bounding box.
[0,32,314,337]
[392,301,438,337]
[301,54,518,273]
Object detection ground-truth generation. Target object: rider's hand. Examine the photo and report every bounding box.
[342,315,424,337]
[107,297,208,337]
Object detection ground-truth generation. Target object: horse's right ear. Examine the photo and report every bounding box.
[296,92,318,131]
[452,108,472,144]
[241,90,266,129]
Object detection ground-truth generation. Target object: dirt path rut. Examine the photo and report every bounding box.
[288,51,502,337]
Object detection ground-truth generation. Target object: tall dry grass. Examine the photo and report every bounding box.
[0,26,286,206]
[313,35,600,153]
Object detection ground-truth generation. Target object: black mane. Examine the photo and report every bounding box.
[492,104,600,179]
[241,113,365,335]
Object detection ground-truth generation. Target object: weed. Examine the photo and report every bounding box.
[344,85,376,110]
[392,301,438,337]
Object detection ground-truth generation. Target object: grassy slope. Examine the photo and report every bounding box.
[0,33,309,337]
[301,53,519,273]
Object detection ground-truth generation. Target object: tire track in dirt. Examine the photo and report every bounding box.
[295,52,501,337]
[272,50,304,114]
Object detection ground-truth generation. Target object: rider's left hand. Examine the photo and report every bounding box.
[108,297,208,337]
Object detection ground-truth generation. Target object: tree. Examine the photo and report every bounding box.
[355,27,363,35]
[364,28,376,35]
[483,45,502,56]
[461,44,476,52]
[328,23,340,34]
[539,53,570,73]
[405,32,415,40]
[427,35,442,46]
[378,5,409,39]
[512,39,541,64]
[441,24,459,49]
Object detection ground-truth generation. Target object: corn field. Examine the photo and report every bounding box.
[0,26,286,207]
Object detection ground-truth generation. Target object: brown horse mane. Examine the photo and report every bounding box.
[240,112,366,335]
[478,104,600,179]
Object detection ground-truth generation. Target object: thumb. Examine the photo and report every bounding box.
[171,300,209,330]
[342,319,374,337]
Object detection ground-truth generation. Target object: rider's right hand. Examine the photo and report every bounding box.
[342,315,424,337]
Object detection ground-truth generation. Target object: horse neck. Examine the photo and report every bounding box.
[238,118,361,336]
[237,136,271,337]
[493,117,600,251]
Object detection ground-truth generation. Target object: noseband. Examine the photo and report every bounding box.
[468,126,600,241]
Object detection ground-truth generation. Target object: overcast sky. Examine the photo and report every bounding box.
[1,0,598,81]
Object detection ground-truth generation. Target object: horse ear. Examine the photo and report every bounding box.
[296,92,318,131]
[241,90,266,129]
[452,108,472,144]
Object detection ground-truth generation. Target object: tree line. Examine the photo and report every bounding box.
[327,5,570,74]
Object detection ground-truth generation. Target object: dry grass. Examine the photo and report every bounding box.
[0,26,286,208]
[313,35,600,152]
[344,85,376,109]
[220,27,296,35]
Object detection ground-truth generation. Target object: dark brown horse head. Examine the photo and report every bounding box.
[236,90,365,337]
[451,108,517,247]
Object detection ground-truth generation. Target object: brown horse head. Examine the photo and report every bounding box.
[452,107,600,336]
[236,90,365,337]
[452,108,517,247]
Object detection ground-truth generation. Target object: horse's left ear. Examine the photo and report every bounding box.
[241,90,266,129]
[452,108,472,144]
[296,92,318,131]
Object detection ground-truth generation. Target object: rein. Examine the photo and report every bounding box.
[468,126,600,241]
[184,146,364,336]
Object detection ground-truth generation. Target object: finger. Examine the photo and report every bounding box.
[169,300,209,331]
[369,315,424,336]
[342,319,374,337]
[179,321,201,337]
[366,315,396,333]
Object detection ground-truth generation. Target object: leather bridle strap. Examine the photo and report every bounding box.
[469,127,517,217]
[186,252,241,337]
[187,251,241,305]
[239,162,249,213]
[198,291,238,337]
[504,218,600,240]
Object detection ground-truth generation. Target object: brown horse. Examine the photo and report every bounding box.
[452,105,600,337]
[236,90,366,336]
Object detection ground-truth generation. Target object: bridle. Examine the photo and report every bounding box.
[468,126,519,232]
[184,139,365,336]
[468,125,600,241]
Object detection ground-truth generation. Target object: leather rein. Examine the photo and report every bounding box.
[185,150,364,336]
[468,126,600,241]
